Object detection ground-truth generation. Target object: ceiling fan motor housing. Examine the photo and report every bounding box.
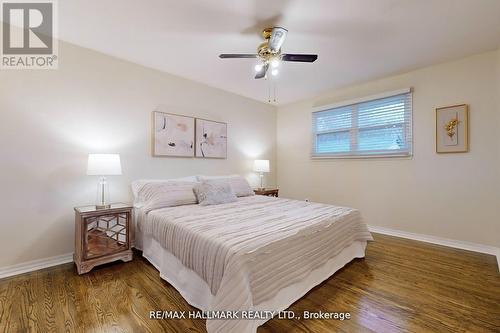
[261,28,273,40]
[257,27,285,63]
[257,42,280,62]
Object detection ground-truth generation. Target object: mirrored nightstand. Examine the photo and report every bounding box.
[74,203,133,274]
[253,188,279,197]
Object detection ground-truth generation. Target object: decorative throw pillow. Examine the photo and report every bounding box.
[198,175,254,197]
[139,181,198,213]
[194,182,238,206]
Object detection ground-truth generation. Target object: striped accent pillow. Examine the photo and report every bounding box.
[199,175,254,197]
[131,176,198,203]
[140,181,198,213]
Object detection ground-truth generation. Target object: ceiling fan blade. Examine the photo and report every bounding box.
[255,63,269,79]
[282,54,318,62]
[268,27,288,52]
[219,54,257,59]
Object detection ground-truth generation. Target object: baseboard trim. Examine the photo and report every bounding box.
[369,225,499,271]
[0,253,74,279]
[1,227,498,279]
[497,248,500,272]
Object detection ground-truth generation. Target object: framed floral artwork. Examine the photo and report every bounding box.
[435,104,468,153]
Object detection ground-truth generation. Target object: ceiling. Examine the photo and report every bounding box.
[56,0,500,105]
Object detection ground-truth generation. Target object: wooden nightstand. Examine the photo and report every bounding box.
[74,203,133,274]
[254,188,279,197]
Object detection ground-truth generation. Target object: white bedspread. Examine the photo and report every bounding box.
[139,195,373,333]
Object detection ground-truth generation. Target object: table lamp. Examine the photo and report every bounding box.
[253,159,270,190]
[87,154,122,209]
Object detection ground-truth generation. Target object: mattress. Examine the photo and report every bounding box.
[136,195,373,332]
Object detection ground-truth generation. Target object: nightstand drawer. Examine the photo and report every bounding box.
[83,212,130,260]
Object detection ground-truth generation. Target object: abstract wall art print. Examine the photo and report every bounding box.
[195,119,227,159]
[435,104,468,153]
[153,112,195,157]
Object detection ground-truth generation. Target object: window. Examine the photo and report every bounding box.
[312,89,412,158]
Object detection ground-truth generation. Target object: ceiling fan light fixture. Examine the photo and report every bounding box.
[254,63,263,72]
[271,68,279,76]
[271,58,280,68]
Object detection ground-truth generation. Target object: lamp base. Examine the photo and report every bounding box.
[96,176,111,210]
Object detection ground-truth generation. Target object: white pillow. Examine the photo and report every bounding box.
[193,182,237,206]
[138,181,198,213]
[132,176,198,203]
[198,175,254,197]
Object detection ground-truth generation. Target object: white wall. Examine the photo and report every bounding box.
[497,50,500,247]
[277,50,500,247]
[0,41,276,267]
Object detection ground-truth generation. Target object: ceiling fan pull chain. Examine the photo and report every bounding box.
[273,79,277,103]
[267,78,271,103]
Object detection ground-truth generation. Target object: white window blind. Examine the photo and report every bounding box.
[312,90,412,158]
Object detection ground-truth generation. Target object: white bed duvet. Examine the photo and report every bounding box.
[136,195,373,333]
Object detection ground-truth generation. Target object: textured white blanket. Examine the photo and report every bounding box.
[139,195,372,333]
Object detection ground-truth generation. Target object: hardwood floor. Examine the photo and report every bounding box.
[0,233,498,333]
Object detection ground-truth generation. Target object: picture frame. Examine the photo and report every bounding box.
[152,111,195,157]
[435,104,468,153]
[195,118,227,159]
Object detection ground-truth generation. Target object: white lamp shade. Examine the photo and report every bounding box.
[87,154,122,176]
[253,159,270,173]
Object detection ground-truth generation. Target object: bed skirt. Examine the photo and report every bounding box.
[139,233,367,332]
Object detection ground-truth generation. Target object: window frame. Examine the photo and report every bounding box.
[311,88,413,159]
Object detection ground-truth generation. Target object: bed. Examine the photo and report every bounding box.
[133,177,373,333]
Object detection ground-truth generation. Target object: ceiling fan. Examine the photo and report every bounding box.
[219,27,318,79]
